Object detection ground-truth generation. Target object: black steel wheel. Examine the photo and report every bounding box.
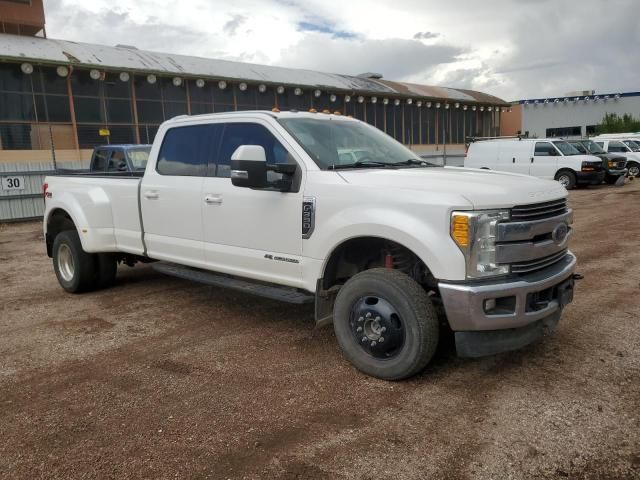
[333,268,439,380]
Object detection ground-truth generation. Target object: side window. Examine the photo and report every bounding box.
[92,149,109,171]
[608,142,628,153]
[107,150,126,172]
[595,142,604,148]
[157,124,221,176]
[534,142,555,156]
[216,123,293,178]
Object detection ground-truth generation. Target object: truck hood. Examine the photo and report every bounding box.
[337,167,567,209]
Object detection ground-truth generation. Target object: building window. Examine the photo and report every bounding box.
[546,126,581,138]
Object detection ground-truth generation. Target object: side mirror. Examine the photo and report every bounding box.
[230,145,268,189]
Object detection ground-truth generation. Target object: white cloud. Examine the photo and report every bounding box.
[43,0,640,101]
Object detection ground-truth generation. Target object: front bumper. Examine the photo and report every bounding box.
[605,168,627,177]
[438,251,576,332]
[576,170,605,184]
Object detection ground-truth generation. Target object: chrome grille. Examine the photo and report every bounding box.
[511,249,568,274]
[511,198,568,222]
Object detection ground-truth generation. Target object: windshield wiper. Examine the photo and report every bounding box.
[328,160,393,170]
[389,158,438,167]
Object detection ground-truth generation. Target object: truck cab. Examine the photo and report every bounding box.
[90,145,152,174]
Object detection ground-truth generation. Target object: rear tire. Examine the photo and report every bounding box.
[555,170,577,190]
[333,268,439,380]
[52,230,97,293]
[96,253,118,289]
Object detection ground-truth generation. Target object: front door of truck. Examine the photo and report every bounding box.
[201,120,304,288]
[140,124,217,268]
[530,141,559,179]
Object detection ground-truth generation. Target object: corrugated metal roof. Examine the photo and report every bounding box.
[0,33,508,105]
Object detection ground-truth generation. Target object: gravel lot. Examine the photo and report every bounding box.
[1,181,639,480]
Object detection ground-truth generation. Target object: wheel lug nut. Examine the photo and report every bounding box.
[366,312,372,318]
[370,341,377,347]
[361,336,367,343]
[358,316,363,323]
[375,316,381,322]
[379,337,385,343]
[356,326,363,332]
[381,327,387,333]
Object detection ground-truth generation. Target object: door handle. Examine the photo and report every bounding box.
[204,194,223,205]
[531,157,534,163]
[144,191,159,199]
[512,157,516,163]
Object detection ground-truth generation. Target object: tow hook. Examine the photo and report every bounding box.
[572,273,584,281]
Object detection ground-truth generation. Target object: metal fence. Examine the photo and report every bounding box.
[0,161,85,222]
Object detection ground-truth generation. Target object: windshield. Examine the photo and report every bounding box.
[581,140,606,154]
[127,146,151,170]
[552,141,581,156]
[623,140,640,152]
[278,117,432,169]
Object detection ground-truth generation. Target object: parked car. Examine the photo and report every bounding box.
[465,137,604,189]
[564,139,627,185]
[43,111,578,380]
[89,145,152,173]
[591,138,640,177]
[622,139,640,152]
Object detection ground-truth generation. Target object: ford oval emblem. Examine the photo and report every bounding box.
[552,223,569,244]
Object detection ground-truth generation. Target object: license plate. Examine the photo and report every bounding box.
[558,279,574,309]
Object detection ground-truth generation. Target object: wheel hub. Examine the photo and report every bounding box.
[350,296,405,359]
[57,243,75,282]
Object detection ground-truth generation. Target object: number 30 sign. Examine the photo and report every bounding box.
[1,176,25,191]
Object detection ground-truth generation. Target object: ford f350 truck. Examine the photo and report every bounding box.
[43,111,578,380]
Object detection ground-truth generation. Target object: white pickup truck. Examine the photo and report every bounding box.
[43,111,578,380]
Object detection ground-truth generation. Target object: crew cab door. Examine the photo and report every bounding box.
[530,141,559,179]
[140,125,215,267]
[201,120,304,288]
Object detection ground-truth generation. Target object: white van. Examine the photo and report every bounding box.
[591,138,640,177]
[465,138,604,189]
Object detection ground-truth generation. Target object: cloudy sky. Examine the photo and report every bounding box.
[44,0,639,101]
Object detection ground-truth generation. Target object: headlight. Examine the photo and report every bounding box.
[451,210,510,278]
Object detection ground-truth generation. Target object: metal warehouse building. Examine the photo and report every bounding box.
[0,35,508,165]
[500,91,640,138]
[0,0,508,165]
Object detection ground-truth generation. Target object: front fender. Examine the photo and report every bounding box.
[302,204,467,289]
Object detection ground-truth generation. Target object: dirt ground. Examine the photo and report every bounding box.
[1,181,639,480]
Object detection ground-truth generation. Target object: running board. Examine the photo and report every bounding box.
[152,262,314,304]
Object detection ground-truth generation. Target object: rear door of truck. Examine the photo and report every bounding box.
[139,125,210,267]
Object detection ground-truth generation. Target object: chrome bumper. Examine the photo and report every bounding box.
[439,252,576,331]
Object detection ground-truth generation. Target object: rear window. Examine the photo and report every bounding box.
[156,125,221,176]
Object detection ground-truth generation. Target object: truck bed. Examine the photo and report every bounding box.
[45,175,144,255]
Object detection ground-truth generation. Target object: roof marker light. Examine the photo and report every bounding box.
[426,101,432,108]
[463,105,468,111]
[455,102,460,108]
[276,85,285,94]
[90,69,101,80]
[394,99,400,106]
[416,100,422,107]
[239,82,247,91]
[329,94,337,102]
[218,80,227,90]
[120,72,130,82]
[314,89,322,97]
[345,95,351,102]
[258,84,267,93]
[294,87,303,96]
[406,98,413,105]
[357,95,364,103]
[196,79,205,88]
[472,105,476,111]
[20,63,33,74]
[147,74,157,84]
[383,98,389,105]
[371,97,378,104]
